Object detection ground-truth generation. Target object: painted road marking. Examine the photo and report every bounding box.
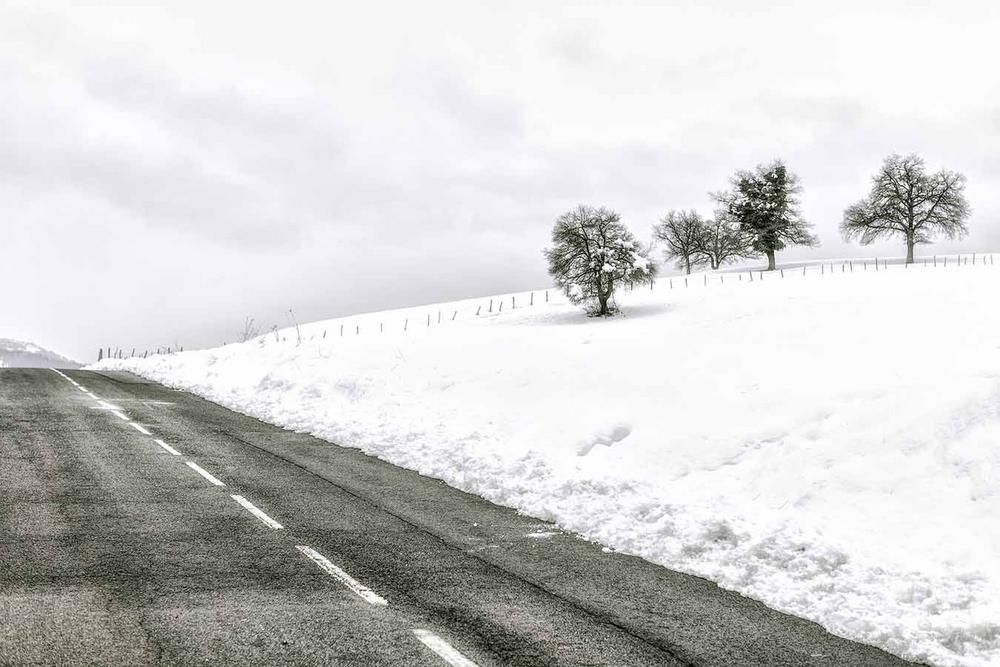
[153,439,182,456]
[186,461,225,487]
[412,630,480,667]
[231,495,283,529]
[295,545,388,606]
[128,422,152,435]
[110,410,130,421]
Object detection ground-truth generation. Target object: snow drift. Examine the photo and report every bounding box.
[94,261,1000,667]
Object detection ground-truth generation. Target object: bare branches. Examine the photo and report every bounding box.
[841,154,970,262]
[653,210,706,274]
[715,160,817,270]
[545,205,656,316]
[239,317,261,343]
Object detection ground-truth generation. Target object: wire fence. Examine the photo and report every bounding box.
[98,252,996,361]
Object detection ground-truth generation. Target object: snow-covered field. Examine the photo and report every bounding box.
[94,260,1000,667]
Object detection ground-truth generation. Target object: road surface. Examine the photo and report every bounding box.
[0,368,922,666]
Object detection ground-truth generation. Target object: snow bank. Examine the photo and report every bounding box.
[95,262,1000,666]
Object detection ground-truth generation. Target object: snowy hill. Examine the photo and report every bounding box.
[94,259,1000,667]
[0,338,80,369]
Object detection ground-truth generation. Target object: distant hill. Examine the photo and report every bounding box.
[0,338,80,369]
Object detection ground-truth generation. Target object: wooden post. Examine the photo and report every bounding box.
[404,318,408,331]
[875,257,879,271]
[703,274,707,286]
[821,264,824,275]
[452,311,457,321]
[143,351,148,359]
[489,299,493,313]
[437,310,441,324]
[780,269,784,278]
[476,305,481,316]
[545,290,549,302]
[499,301,503,312]
[380,322,384,333]
[340,324,344,336]
[670,278,673,288]
[98,348,103,361]
[803,266,806,276]
[512,296,516,309]
[427,314,431,327]
[684,277,688,287]
[530,292,534,306]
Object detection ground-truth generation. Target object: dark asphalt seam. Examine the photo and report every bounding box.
[215,427,698,667]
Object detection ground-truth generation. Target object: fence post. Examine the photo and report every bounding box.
[489,299,493,313]
[452,310,457,321]
[340,324,344,336]
[780,269,784,278]
[530,292,534,306]
[404,318,408,331]
[98,348,103,361]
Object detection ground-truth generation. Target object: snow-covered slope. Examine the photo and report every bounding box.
[0,338,79,368]
[94,261,1000,667]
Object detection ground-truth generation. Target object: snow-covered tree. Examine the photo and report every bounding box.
[695,211,755,270]
[841,154,970,264]
[545,205,656,316]
[715,160,817,270]
[653,210,706,274]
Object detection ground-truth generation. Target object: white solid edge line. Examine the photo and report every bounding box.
[412,630,480,667]
[295,545,388,606]
[230,495,283,529]
[153,439,181,456]
[128,421,152,435]
[110,410,130,421]
[186,461,225,487]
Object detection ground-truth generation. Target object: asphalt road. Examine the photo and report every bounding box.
[0,368,922,666]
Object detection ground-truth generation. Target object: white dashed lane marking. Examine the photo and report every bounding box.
[153,439,182,456]
[412,630,481,667]
[128,421,152,435]
[51,367,484,666]
[295,545,388,606]
[231,495,284,529]
[186,461,225,487]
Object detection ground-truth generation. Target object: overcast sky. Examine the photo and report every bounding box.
[3,0,999,362]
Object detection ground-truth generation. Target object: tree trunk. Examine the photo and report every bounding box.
[597,293,609,316]
[685,257,691,275]
[711,258,720,270]
[906,238,914,264]
[766,250,776,271]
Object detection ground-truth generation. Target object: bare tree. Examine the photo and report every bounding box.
[545,205,656,316]
[715,160,817,270]
[695,211,755,270]
[841,154,970,264]
[653,210,706,274]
